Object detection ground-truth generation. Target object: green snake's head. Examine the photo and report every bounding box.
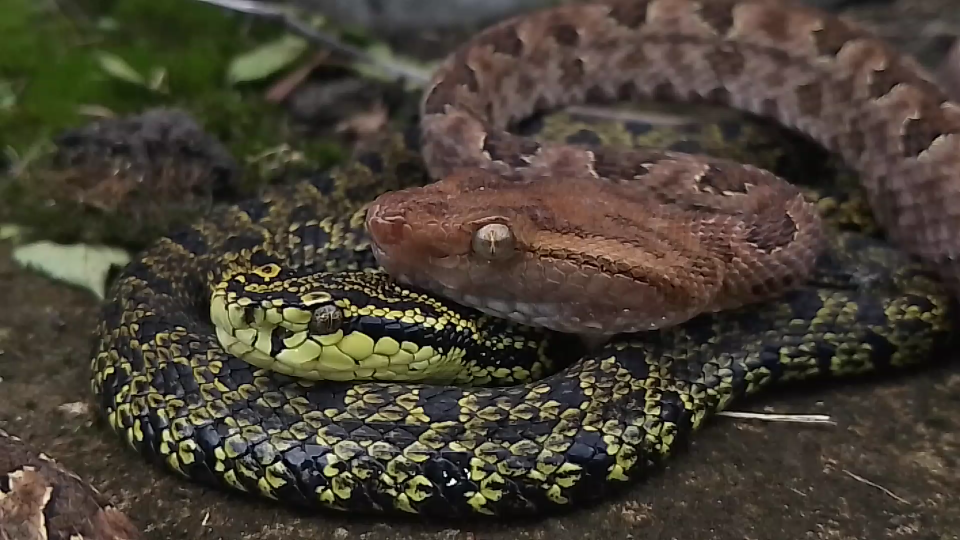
[209,264,568,386]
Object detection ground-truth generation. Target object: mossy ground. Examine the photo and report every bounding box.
[0,0,353,247]
[0,0,345,160]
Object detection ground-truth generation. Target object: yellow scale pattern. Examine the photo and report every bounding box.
[89,110,956,518]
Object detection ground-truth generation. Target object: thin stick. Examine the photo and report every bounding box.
[842,469,910,504]
[717,411,837,425]
[196,0,432,85]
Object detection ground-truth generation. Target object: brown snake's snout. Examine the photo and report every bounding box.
[365,193,472,270]
[365,202,408,250]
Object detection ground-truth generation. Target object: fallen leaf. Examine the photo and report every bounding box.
[227,34,309,85]
[58,402,90,416]
[335,102,389,138]
[96,16,119,32]
[0,224,24,242]
[95,51,148,87]
[76,104,116,118]
[0,80,16,111]
[148,66,169,93]
[12,241,131,299]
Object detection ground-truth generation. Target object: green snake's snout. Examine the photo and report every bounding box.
[211,265,578,386]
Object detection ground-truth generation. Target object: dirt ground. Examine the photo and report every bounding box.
[2,0,960,539]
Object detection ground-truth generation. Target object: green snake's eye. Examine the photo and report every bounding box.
[309,304,343,335]
[472,223,515,261]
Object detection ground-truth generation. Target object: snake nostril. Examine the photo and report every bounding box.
[366,213,409,248]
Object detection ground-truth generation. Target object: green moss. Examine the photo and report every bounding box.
[0,0,349,246]
[0,0,344,168]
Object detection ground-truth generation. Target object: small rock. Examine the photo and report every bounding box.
[11,108,246,248]
[50,108,242,214]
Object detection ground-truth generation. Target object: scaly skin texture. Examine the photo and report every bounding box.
[0,108,892,533]
[89,116,954,520]
[0,101,946,534]
[365,0,960,336]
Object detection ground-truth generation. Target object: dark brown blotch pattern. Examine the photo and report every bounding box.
[483,133,543,167]
[702,87,733,106]
[559,57,586,88]
[652,81,680,102]
[607,0,650,29]
[588,148,659,180]
[478,25,525,58]
[617,81,642,101]
[745,213,799,252]
[423,60,479,116]
[901,115,943,158]
[810,16,863,57]
[830,77,856,108]
[842,124,867,158]
[759,98,780,119]
[423,22,530,116]
[704,46,746,81]
[795,82,824,118]
[749,275,791,297]
[551,23,581,47]
[696,165,749,194]
[696,0,738,36]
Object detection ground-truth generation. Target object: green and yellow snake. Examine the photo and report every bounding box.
[90,120,955,519]
[5,0,960,534]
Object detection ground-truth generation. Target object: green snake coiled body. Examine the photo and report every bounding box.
[91,118,955,518]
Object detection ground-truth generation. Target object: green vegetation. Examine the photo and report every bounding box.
[0,0,345,162]
[0,0,355,248]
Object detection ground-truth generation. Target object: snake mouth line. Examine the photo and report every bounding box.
[207,270,565,387]
[209,287,473,384]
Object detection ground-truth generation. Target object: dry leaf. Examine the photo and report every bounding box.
[335,102,389,138]
[95,51,147,86]
[227,34,309,84]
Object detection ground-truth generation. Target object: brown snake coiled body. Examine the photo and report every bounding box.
[366,0,960,335]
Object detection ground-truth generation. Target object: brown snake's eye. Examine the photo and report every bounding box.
[472,223,516,261]
[309,304,343,335]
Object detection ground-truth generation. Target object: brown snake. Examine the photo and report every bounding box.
[365,0,960,336]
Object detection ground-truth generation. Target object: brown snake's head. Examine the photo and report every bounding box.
[365,168,531,293]
[364,168,746,336]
